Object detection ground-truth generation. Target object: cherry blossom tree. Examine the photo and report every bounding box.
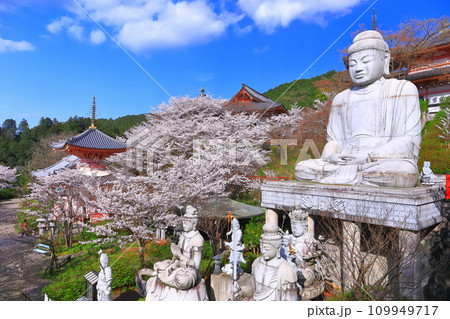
[82,173,179,267]
[24,169,89,249]
[0,165,16,190]
[119,95,302,206]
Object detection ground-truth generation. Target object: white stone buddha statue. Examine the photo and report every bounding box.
[97,250,112,301]
[137,206,208,301]
[295,30,421,188]
[236,210,298,301]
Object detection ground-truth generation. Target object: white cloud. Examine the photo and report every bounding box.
[90,29,106,44]
[47,16,85,41]
[116,1,232,51]
[55,0,241,52]
[237,0,362,33]
[0,37,35,53]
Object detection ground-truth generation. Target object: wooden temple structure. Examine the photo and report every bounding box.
[51,97,128,174]
[225,83,288,117]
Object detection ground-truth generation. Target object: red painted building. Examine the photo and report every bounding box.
[408,28,450,115]
[225,83,288,117]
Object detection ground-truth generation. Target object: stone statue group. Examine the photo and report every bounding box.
[95,28,424,301]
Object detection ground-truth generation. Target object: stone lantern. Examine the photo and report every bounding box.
[37,218,46,236]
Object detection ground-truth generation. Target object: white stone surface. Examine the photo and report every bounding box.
[262,181,445,231]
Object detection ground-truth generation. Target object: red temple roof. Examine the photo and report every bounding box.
[226,83,288,116]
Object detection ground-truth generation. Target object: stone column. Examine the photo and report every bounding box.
[156,227,161,240]
[342,221,361,291]
[307,213,315,238]
[160,227,166,240]
[399,230,422,300]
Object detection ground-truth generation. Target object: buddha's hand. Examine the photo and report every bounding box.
[329,153,369,165]
[171,243,182,259]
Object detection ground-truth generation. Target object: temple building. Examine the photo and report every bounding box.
[225,83,288,117]
[51,97,128,176]
[407,27,450,115]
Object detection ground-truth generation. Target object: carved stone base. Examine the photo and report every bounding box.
[262,181,444,230]
[300,281,325,301]
[261,181,446,300]
[146,278,208,301]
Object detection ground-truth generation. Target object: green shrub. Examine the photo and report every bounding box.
[110,252,141,290]
[0,187,16,199]
[242,215,265,255]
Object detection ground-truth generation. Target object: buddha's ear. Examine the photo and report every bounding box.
[276,246,281,258]
[383,51,390,76]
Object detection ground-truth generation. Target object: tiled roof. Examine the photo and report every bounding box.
[228,101,285,112]
[227,83,288,114]
[31,155,80,177]
[427,28,450,47]
[242,83,271,102]
[199,197,264,219]
[408,65,450,81]
[52,128,127,150]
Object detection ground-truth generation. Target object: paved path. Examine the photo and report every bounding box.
[0,199,50,301]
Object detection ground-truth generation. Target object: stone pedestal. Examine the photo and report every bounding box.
[261,181,445,300]
[209,273,253,301]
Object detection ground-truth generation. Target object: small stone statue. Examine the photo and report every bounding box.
[137,205,208,301]
[421,161,437,185]
[97,250,112,301]
[295,30,421,188]
[283,210,325,300]
[224,217,246,298]
[236,209,298,301]
[283,210,315,267]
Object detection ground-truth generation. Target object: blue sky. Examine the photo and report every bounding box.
[0,0,448,128]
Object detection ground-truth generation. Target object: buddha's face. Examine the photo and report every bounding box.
[291,220,306,237]
[348,49,386,86]
[261,241,279,261]
[182,218,197,232]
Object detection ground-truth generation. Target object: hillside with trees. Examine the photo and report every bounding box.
[263,70,343,109]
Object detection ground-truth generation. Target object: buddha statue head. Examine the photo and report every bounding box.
[260,210,282,261]
[182,205,199,232]
[289,209,308,237]
[347,30,390,87]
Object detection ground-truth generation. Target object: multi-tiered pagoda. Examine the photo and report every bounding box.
[51,97,128,176]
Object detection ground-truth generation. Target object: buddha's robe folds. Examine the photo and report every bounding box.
[295,78,421,188]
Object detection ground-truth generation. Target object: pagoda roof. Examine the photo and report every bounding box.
[226,83,288,115]
[52,128,127,151]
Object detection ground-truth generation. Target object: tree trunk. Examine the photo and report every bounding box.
[139,240,145,267]
[64,221,73,249]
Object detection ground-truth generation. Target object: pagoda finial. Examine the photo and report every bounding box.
[90,97,97,129]
[372,8,377,31]
[199,86,206,97]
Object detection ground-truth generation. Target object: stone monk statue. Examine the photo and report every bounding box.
[295,30,421,188]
